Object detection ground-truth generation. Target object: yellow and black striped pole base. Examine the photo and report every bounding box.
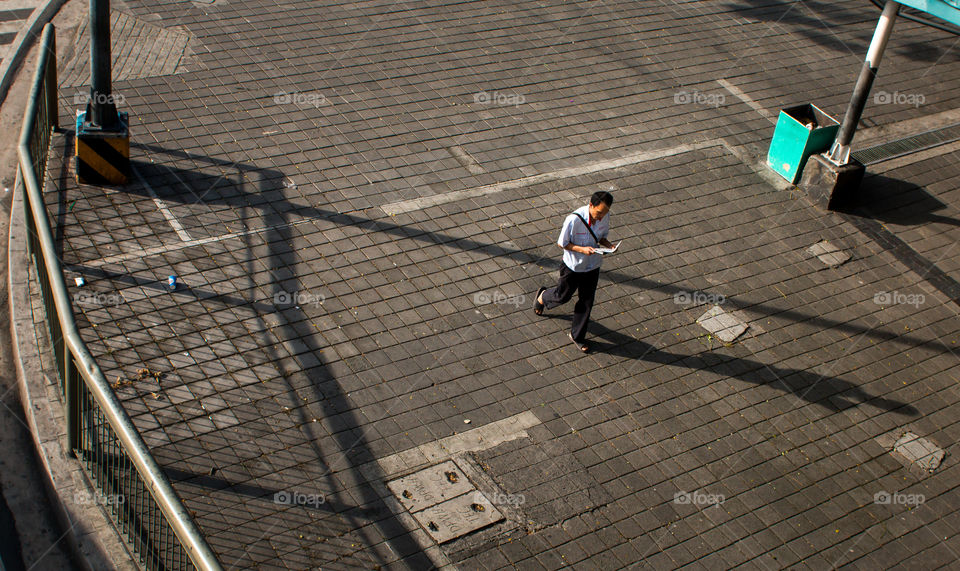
[75,111,130,185]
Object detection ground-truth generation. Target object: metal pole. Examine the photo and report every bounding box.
[86,0,119,129]
[65,355,80,452]
[827,0,899,165]
[45,30,58,130]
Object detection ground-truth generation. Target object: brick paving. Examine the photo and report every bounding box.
[34,0,960,568]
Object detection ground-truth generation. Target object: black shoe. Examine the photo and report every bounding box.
[534,287,546,315]
[569,332,589,353]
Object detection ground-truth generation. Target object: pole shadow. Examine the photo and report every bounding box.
[839,172,960,228]
[54,141,437,569]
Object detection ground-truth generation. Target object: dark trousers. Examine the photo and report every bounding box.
[542,266,600,342]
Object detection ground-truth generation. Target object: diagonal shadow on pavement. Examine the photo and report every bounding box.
[835,174,960,305]
[57,140,928,565]
[110,142,960,357]
[848,173,960,228]
[546,314,919,416]
[51,141,437,569]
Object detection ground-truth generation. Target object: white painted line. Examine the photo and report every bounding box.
[381,141,723,216]
[91,139,742,267]
[717,78,777,124]
[93,216,320,266]
[130,163,193,242]
[374,411,542,477]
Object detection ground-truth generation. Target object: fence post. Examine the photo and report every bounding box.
[23,180,34,259]
[65,354,80,453]
[45,27,57,130]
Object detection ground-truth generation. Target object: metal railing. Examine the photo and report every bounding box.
[18,23,223,571]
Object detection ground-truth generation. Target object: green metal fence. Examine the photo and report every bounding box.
[17,23,223,571]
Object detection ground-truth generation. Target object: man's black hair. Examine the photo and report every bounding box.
[590,191,613,207]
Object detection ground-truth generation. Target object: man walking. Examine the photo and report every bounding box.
[534,191,615,353]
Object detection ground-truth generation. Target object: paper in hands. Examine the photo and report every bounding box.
[595,241,621,255]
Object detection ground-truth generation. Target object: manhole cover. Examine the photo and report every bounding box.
[386,460,504,543]
[386,461,474,512]
[409,492,504,544]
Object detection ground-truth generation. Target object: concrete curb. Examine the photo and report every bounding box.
[8,168,137,571]
[0,0,70,108]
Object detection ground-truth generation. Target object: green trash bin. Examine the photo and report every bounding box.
[767,104,839,184]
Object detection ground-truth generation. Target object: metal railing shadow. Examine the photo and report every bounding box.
[17,23,221,571]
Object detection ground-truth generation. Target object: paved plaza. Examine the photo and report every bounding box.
[23,0,960,568]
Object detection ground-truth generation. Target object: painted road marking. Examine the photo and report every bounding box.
[131,163,193,242]
[717,78,777,124]
[381,141,724,216]
[90,140,738,266]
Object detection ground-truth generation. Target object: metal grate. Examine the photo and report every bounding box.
[852,123,960,165]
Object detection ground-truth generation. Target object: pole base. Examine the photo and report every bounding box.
[799,152,865,211]
[76,111,130,185]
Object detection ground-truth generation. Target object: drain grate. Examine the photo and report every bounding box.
[852,123,960,165]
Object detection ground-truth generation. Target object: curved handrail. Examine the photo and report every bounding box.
[17,23,223,571]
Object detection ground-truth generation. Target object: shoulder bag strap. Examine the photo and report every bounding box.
[573,213,599,245]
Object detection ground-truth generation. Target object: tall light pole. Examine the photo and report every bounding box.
[86,0,119,128]
[827,0,900,166]
[75,0,130,185]
[799,1,901,209]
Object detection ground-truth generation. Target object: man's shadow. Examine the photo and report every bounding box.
[544,314,918,416]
